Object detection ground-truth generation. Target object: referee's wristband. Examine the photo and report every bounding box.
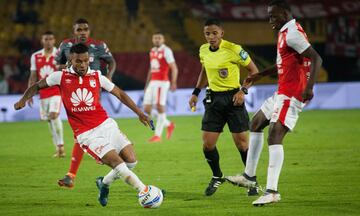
[192,88,201,96]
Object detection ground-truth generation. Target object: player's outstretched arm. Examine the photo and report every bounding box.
[110,86,152,127]
[14,79,49,110]
[27,70,38,107]
[189,66,208,110]
[244,64,277,87]
[242,60,259,89]
[300,46,323,102]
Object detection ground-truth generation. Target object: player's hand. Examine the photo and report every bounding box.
[189,95,198,111]
[170,83,177,92]
[244,73,262,86]
[302,87,314,103]
[27,97,34,108]
[138,112,153,128]
[233,91,245,106]
[14,99,26,110]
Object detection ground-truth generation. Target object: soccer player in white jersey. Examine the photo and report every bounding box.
[15,43,156,207]
[28,31,65,158]
[226,0,322,206]
[143,32,178,143]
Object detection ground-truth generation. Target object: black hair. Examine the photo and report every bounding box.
[204,18,222,27]
[42,31,54,36]
[268,0,291,11]
[74,18,89,25]
[70,43,89,54]
[153,31,163,35]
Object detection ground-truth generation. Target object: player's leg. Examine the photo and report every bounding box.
[252,121,286,206]
[226,96,272,191]
[47,96,65,157]
[57,140,85,188]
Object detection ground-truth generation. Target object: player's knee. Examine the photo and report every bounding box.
[126,161,138,170]
[203,141,216,151]
[156,105,165,113]
[49,112,59,120]
[250,119,262,132]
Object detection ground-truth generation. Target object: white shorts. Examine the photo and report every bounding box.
[40,95,62,120]
[260,93,305,131]
[143,80,170,106]
[76,118,131,160]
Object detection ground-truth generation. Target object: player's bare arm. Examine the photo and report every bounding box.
[105,57,116,81]
[299,46,323,102]
[110,86,152,127]
[14,79,49,110]
[244,64,277,87]
[233,60,259,106]
[144,68,152,90]
[169,62,178,91]
[27,70,38,107]
[189,66,208,109]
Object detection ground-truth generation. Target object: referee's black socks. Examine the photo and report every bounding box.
[239,149,248,166]
[203,147,223,178]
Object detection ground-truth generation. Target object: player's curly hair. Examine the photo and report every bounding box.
[70,43,89,54]
[269,0,291,11]
[74,18,89,25]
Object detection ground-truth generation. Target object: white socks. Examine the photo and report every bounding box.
[245,132,264,177]
[266,144,284,191]
[155,113,170,137]
[112,163,146,192]
[48,116,64,148]
[103,161,139,185]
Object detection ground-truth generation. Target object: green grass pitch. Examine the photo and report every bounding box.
[0,110,359,216]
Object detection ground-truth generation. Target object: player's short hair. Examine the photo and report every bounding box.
[153,31,163,36]
[269,0,291,12]
[74,18,89,25]
[70,43,89,54]
[42,31,54,36]
[204,18,222,27]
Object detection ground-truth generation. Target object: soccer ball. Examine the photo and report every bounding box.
[138,185,163,208]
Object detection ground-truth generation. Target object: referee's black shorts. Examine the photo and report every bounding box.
[201,89,250,133]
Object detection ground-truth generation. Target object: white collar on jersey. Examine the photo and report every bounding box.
[69,66,91,75]
[280,19,296,32]
[40,47,57,56]
[153,44,165,51]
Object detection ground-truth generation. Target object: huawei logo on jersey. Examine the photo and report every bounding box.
[70,88,96,112]
[40,65,54,78]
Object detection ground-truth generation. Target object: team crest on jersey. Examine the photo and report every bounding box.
[89,78,96,88]
[158,53,163,59]
[218,68,228,78]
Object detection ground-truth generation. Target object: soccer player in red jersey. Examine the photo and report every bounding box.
[143,32,178,143]
[28,31,65,158]
[226,0,322,206]
[15,43,153,207]
[56,18,117,188]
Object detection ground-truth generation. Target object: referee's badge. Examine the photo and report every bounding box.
[218,68,228,78]
[240,50,249,60]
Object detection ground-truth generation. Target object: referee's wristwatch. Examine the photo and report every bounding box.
[240,86,248,95]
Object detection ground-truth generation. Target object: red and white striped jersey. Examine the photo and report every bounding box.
[30,48,60,99]
[149,44,175,81]
[46,67,115,136]
[276,19,311,101]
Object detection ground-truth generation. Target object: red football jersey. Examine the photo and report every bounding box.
[30,48,60,99]
[276,19,311,101]
[46,67,115,136]
[149,44,175,81]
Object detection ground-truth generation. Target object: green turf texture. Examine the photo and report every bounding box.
[0,110,359,216]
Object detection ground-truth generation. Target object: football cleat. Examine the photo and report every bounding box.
[53,145,65,158]
[247,185,259,196]
[252,190,281,206]
[148,135,161,143]
[225,173,257,188]
[57,174,74,188]
[96,177,109,207]
[166,122,175,139]
[204,176,226,196]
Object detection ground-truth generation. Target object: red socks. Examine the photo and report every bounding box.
[67,143,84,178]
